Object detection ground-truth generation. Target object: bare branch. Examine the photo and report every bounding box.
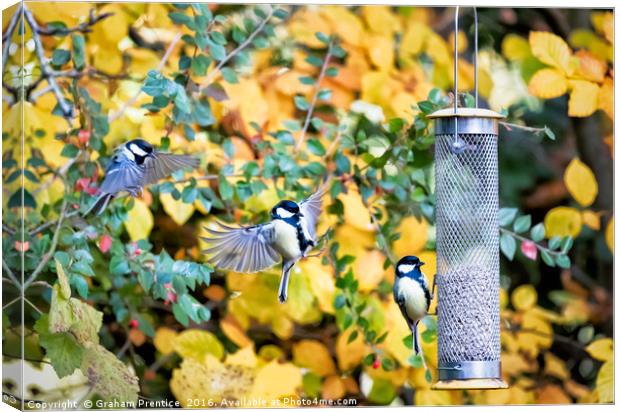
[36,9,114,36]
[108,32,183,122]
[22,4,73,120]
[2,3,22,74]
[24,199,68,289]
[202,7,274,86]
[295,40,333,153]
[2,259,20,289]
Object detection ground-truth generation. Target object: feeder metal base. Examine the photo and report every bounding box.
[432,378,508,390]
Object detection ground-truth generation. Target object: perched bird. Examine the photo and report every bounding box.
[202,184,327,303]
[393,255,431,368]
[84,138,199,215]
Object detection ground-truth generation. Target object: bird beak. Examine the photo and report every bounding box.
[419,262,425,267]
[299,212,304,217]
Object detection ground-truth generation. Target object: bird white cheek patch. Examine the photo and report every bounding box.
[122,146,135,161]
[277,208,294,218]
[129,143,148,156]
[398,264,415,273]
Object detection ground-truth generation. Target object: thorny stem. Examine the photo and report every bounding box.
[107,32,183,122]
[295,40,333,153]
[500,227,566,256]
[22,4,73,120]
[23,199,68,289]
[202,7,275,87]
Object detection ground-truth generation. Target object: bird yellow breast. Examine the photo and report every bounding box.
[397,277,428,321]
[272,219,302,260]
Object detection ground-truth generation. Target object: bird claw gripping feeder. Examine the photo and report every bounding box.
[429,7,508,390]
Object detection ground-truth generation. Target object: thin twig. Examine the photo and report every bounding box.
[2,3,22,74]
[500,121,547,134]
[36,9,113,36]
[108,32,183,122]
[2,259,20,289]
[24,199,68,289]
[500,227,565,256]
[24,298,43,314]
[202,7,275,87]
[2,297,20,310]
[295,40,333,153]
[22,4,73,120]
[2,223,16,235]
[32,158,76,195]
[28,209,79,236]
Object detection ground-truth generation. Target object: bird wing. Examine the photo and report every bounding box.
[142,152,200,185]
[99,157,144,195]
[299,182,329,240]
[201,221,281,273]
[393,286,415,330]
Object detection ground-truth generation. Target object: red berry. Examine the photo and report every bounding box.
[372,358,380,369]
[78,130,91,145]
[98,234,112,253]
[129,319,139,329]
[166,290,177,304]
[14,241,30,252]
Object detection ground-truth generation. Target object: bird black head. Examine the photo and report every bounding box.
[395,255,425,277]
[271,200,301,220]
[124,139,154,165]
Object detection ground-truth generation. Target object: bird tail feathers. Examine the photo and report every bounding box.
[278,261,295,304]
[412,321,427,370]
[83,193,114,216]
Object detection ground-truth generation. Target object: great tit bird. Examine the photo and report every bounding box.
[202,184,327,303]
[85,138,199,215]
[393,255,431,368]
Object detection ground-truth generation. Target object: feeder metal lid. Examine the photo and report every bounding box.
[427,107,505,119]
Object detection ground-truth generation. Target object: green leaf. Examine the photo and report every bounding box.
[190,55,209,76]
[403,334,413,350]
[334,294,346,309]
[544,126,556,140]
[530,223,546,242]
[307,139,326,156]
[556,254,571,269]
[80,343,139,402]
[499,208,519,227]
[325,67,338,77]
[315,31,330,44]
[548,236,562,250]
[500,232,517,261]
[34,316,84,378]
[540,250,556,266]
[51,49,71,67]
[54,258,71,299]
[294,95,310,111]
[347,330,358,343]
[408,354,423,368]
[513,215,532,233]
[220,67,238,84]
[60,143,79,158]
[169,11,192,26]
[417,101,434,114]
[305,55,323,67]
[208,42,226,61]
[71,34,85,70]
[381,357,395,371]
[317,88,332,101]
[299,76,315,85]
[560,236,573,253]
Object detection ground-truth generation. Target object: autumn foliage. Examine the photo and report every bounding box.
[1,3,613,407]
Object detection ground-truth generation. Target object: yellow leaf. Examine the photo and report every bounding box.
[574,50,607,83]
[365,33,394,71]
[564,158,598,207]
[596,360,613,403]
[124,199,154,241]
[502,34,532,61]
[322,375,346,400]
[356,250,386,292]
[518,310,553,358]
[154,327,178,355]
[226,346,258,368]
[336,329,369,371]
[170,357,254,406]
[288,9,332,48]
[528,68,567,99]
[568,80,600,117]
[529,31,573,73]
[415,389,454,406]
[220,315,252,348]
[393,216,429,257]
[292,340,336,377]
[605,217,613,252]
[249,360,302,401]
[362,5,401,35]
[339,188,373,232]
[585,338,613,362]
[160,192,195,226]
[511,285,538,311]
[544,207,583,238]
[591,12,613,43]
[425,32,450,66]
[320,6,364,47]
[544,352,570,380]
[582,210,601,230]
[537,384,571,404]
[299,258,336,314]
[400,22,429,59]
[598,77,613,119]
[174,330,225,362]
[448,31,468,54]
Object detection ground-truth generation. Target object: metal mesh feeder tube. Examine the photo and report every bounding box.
[429,108,508,390]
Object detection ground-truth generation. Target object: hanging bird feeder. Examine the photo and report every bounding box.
[429,7,508,390]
